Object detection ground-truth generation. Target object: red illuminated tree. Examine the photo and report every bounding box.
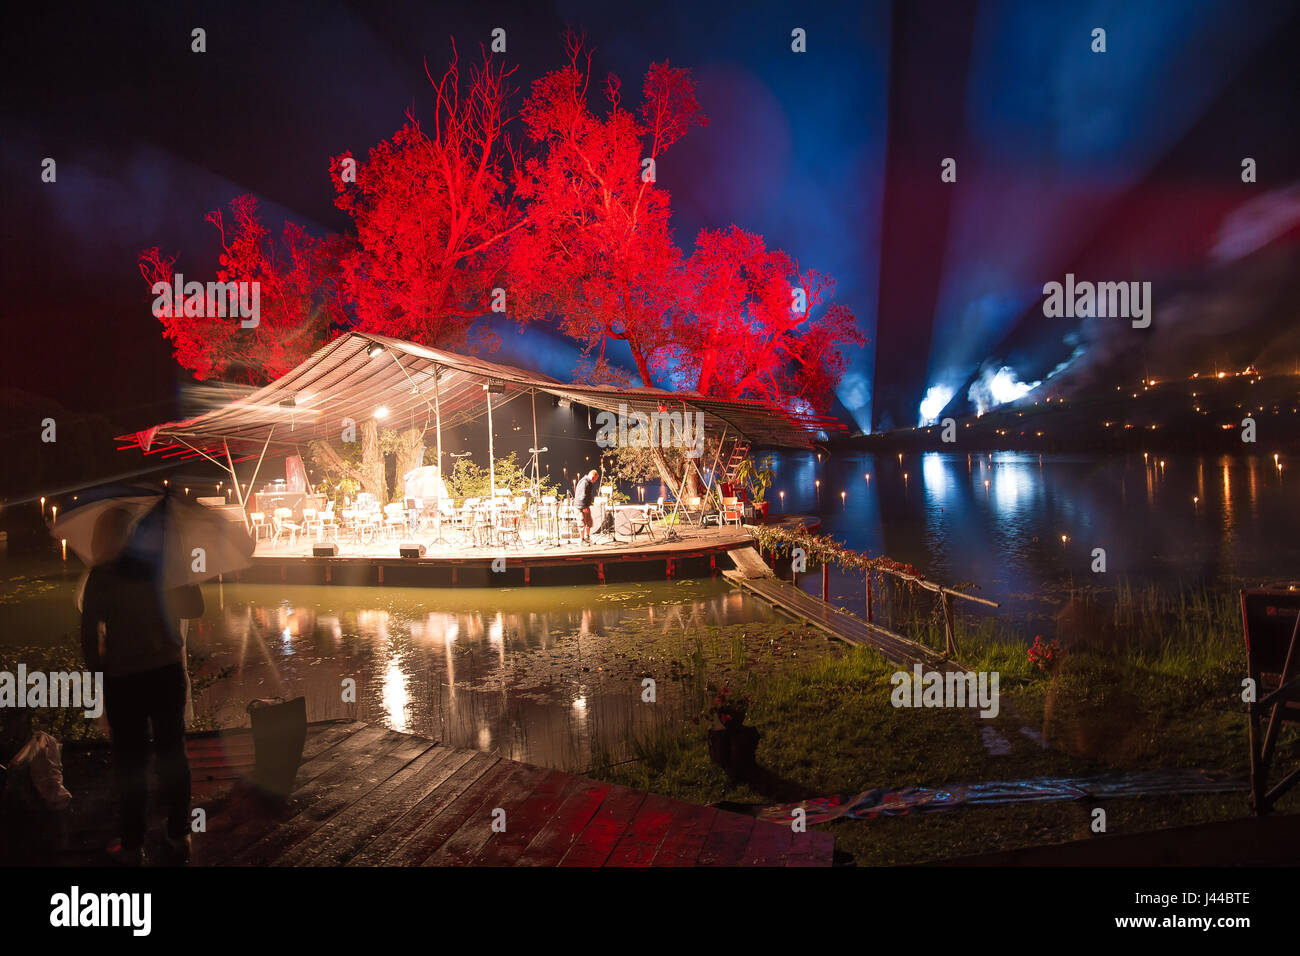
[331,42,524,351]
[509,35,706,386]
[512,40,860,416]
[138,194,347,385]
[668,226,864,414]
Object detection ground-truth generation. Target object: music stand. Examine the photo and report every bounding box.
[1241,587,1300,814]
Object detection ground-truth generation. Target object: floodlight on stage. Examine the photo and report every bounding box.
[279,396,296,408]
[375,406,389,419]
[483,382,507,395]
[368,344,384,358]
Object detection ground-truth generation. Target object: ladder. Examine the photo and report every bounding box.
[718,439,751,488]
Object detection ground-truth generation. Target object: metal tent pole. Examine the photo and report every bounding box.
[486,385,496,496]
[434,364,443,477]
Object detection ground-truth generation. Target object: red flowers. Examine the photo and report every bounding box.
[1027,635,1062,672]
[707,685,750,728]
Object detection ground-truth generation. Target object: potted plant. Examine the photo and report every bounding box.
[703,686,759,780]
[733,455,775,519]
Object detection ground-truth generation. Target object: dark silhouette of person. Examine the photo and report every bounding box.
[574,469,599,544]
[79,506,203,865]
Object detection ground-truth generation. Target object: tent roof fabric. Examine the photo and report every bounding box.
[115,332,844,461]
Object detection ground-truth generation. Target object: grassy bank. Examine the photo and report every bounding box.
[589,583,1295,865]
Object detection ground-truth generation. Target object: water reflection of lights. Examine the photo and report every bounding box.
[573,696,587,712]
[382,659,410,734]
[991,464,1031,511]
[922,454,947,502]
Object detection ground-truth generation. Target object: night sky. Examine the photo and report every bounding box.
[3,0,1298,444]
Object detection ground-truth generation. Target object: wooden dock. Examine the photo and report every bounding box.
[723,560,950,668]
[53,721,834,868]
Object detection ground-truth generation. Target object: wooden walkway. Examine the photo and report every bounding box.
[54,721,834,868]
[724,563,950,668]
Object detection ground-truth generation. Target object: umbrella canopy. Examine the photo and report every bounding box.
[52,488,254,588]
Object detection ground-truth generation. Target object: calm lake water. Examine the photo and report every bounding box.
[3,451,1293,769]
[0,574,780,771]
[773,450,1298,630]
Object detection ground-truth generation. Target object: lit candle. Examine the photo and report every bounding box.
[61,538,67,562]
[51,505,57,523]
[840,491,846,507]
[40,496,45,516]
[779,490,785,508]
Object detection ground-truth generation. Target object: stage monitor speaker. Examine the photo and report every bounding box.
[399,543,427,558]
[312,543,338,557]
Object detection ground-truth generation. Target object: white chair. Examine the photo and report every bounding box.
[272,507,302,546]
[317,502,338,539]
[355,509,381,545]
[383,503,406,539]
[626,506,655,543]
[249,511,270,541]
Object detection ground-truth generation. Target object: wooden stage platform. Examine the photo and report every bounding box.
[47,721,834,868]
[236,516,817,588]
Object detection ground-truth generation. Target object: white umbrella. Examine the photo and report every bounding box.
[52,489,254,588]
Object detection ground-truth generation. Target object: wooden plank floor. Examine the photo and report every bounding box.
[53,721,833,868]
[724,570,953,668]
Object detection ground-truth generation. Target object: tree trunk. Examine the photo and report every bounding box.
[651,446,682,502]
[394,427,426,493]
[360,419,387,502]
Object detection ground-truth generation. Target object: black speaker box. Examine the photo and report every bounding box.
[312,543,338,556]
[399,543,427,558]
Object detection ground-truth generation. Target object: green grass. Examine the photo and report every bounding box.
[588,584,1297,865]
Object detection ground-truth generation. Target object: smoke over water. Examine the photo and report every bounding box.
[967,365,1041,416]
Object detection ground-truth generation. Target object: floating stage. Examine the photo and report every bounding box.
[230,515,817,589]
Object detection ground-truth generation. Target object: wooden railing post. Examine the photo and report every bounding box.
[865,571,873,623]
[822,563,830,602]
[941,591,957,657]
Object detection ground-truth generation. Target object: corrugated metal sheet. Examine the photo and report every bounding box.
[116,331,844,461]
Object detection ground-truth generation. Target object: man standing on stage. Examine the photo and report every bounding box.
[574,469,599,544]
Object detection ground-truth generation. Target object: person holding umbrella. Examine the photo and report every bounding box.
[61,487,252,865]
